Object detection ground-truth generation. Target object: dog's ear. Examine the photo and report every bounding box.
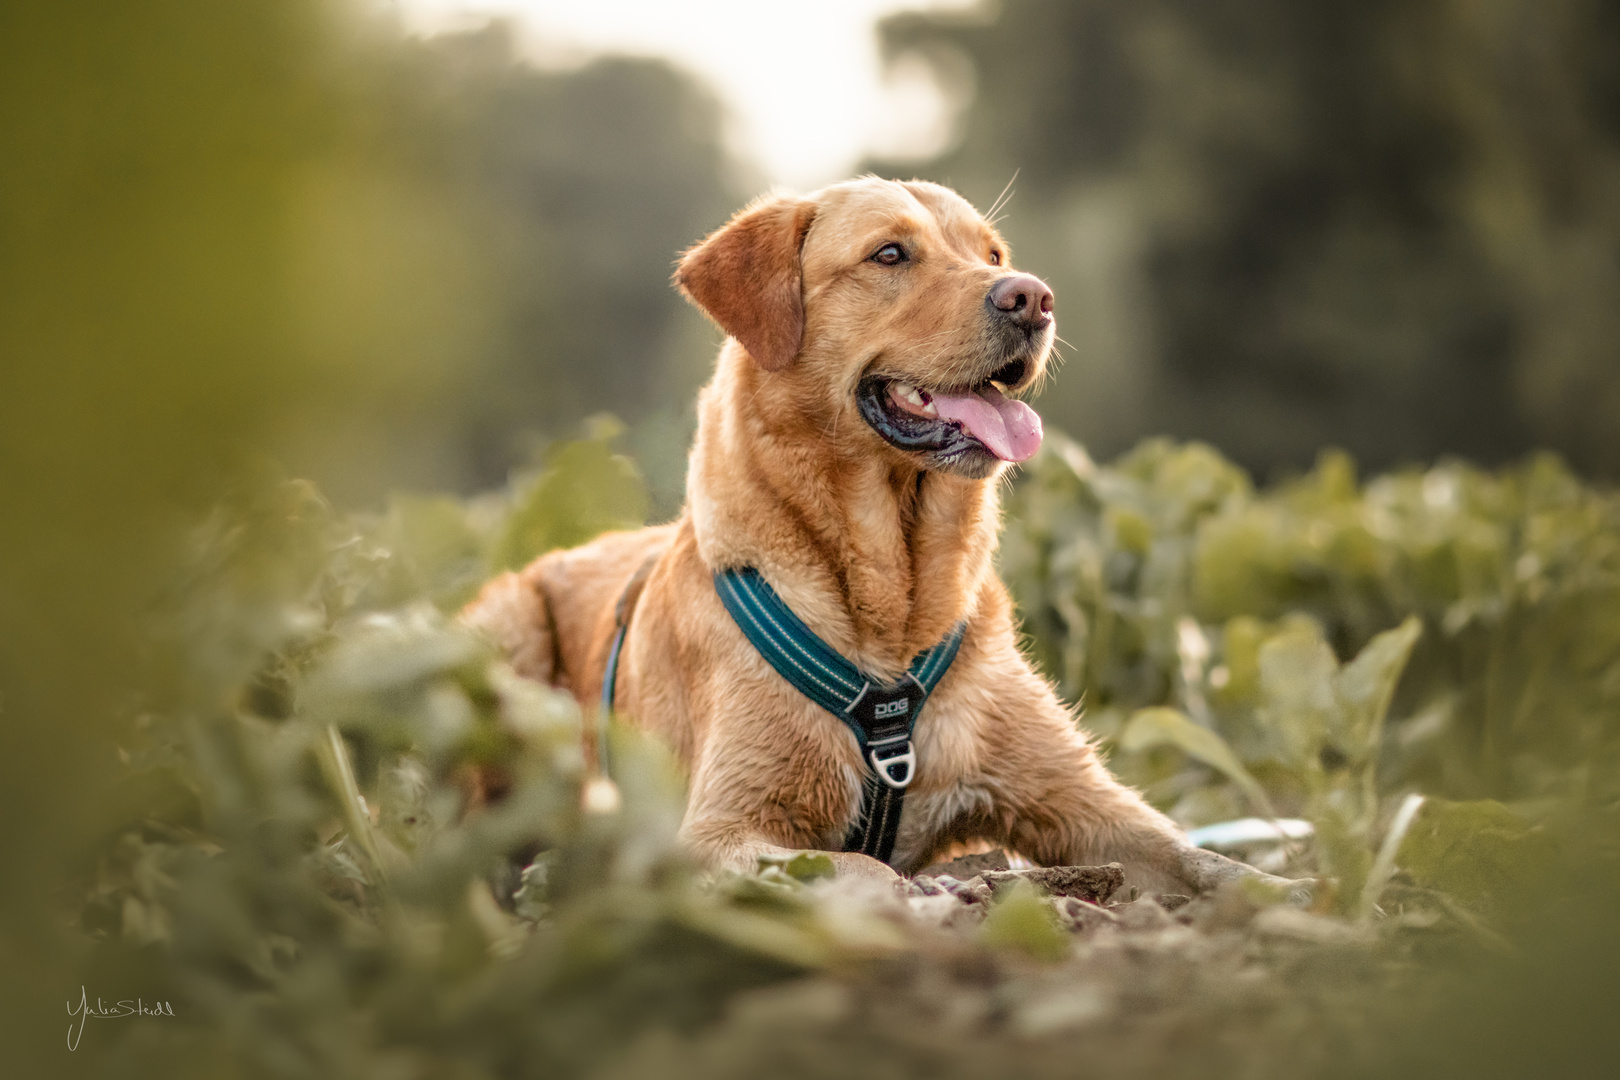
[674,194,818,371]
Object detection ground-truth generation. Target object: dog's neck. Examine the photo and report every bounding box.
[687,345,1002,678]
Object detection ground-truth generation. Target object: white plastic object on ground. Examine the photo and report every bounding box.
[1185,817,1314,849]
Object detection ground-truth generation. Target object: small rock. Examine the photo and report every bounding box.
[907,891,988,930]
[1111,896,1175,932]
[1052,896,1119,935]
[933,874,994,905]
[921,849,1012,879]
[981,863,1126,903]
[1170,894,1215,927]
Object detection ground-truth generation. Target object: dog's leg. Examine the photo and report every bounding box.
[680,823,902,883]
[977,673,1297,897]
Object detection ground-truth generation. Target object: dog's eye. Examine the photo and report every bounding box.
[870,243,907,266]
[989,249,1002,266]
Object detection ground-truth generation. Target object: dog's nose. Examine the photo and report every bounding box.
[988,273,1054,330]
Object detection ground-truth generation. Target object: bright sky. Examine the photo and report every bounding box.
[392,0,980,188]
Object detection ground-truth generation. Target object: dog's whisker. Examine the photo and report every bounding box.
[985,168,1020,223]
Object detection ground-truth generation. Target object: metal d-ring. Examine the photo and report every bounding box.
[868,737,916,789]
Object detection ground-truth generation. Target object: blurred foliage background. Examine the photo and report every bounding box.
[4,0,1620,1077]
[873,0,1620,479]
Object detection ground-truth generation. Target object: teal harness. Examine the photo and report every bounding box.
[712,567,965,864]
[599,564,966,865]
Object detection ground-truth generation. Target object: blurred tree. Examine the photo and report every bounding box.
[0,1,429,1071]
[873,0,1620,478]
[0,3,741,1068]
[329,23,749,505]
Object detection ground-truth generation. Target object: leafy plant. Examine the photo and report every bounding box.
[1121,616,1420,912]
[1004,433,1620,908]
[68,427,1620,1077]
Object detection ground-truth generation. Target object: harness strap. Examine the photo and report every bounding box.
[598,549,665,776]
[714,567,965,865]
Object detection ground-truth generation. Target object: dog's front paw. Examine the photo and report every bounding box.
[1272,874,1316,907]
[1178,846,1311,904]
[1230,870,1316,907]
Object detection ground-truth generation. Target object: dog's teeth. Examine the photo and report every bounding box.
[890,381,935,415]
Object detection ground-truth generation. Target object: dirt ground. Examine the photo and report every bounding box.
[585,850,1461,1080]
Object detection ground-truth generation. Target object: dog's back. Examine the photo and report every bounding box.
[465,524,675,706]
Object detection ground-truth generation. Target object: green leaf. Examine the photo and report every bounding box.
[383,494,491,610]
[312,606,484,694]
[678,900,831,969]
[979,880,1070,961]
[490,423,650,571]
[1360,792,1426,919]
[1256,622,1340,773]
[1397,798,1546,907]
[1331,616,1422,759]
[757,851,837,884]
[1121,707,1277,818]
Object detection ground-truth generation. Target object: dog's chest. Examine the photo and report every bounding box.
[815,720,995,856]
[900,779,996,839]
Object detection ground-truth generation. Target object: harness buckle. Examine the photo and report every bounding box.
[868,737,916,789]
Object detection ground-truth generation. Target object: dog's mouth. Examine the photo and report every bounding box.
[857,359,1043,468]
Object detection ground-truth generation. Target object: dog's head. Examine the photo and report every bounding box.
[676,177,1055,480]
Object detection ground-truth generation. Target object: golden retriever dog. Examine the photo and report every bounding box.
[465,176,1272,894]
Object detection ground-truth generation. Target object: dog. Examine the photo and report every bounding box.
[464,176,1270,894]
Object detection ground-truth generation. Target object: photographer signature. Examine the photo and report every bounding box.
[66,986,175,1050]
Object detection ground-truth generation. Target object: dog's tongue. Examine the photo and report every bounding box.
[930,385,1043,462]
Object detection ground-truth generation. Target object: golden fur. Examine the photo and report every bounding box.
[465,177,1268,892]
